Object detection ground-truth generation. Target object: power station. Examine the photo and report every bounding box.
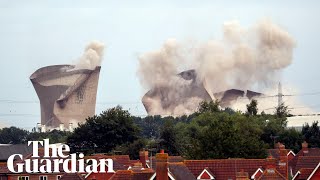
[30,65,101,130]
[142,69,262,116]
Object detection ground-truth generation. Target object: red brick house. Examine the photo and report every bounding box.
[289,141,320,178]
[6,148,67,180]
[59,173,84,180]
[292,162,320,180]
[84,154,142,180]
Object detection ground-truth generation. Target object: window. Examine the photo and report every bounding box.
[56,175,62,180]
[18,176,29,180]
[39,176,47,180]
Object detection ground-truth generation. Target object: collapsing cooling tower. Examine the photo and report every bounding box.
[30,65,101,128]
[142,69,262,115]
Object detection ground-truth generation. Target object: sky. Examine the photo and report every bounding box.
[0,0,320,129]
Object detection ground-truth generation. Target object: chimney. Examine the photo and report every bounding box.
[156,149,168,180]
[278,143,288,180]
[265,155,277,169]
[139,150,149,168]
[236,169,249,180]
[131,162,144,171]
[302,141,308,154]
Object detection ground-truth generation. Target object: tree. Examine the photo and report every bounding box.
[302,121,320,148]
[67,106,140,154]
[246,99,258,116]
[113,139,148,159]
[27,130,71,144]
[260,118,286,148]
[179,112,267,159]
[133,115,164,139]
[159,119,179,155]
[275,102,290,118]
[278,128,303,153]
[0,127,29,144]
[198,100,220,114]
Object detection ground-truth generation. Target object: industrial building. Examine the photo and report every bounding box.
[30,65,101,129]
[142,69,262,115]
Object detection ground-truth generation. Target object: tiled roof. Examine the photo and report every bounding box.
[292,156,320,175]
[168,162,196,180]
[184,159,266,180]
[59,173,85,180]
[0,166,10,174]
[85,155,132,170]
[289,147,320,175]
[110,170,133,180]
[0,144,34,161]
[131,171,154,180]
[110,170,154,180]
[148,156,184,170]
[268,149,290,160]
[298,148,320,156]
[293,168,314,180]
[257,168,286,180]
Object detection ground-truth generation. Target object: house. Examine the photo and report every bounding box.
[148,149,195,180]
[290,142,320,179]
[6,148,69,180]
[289,141,320,178]
[0,144,33,167]
[146,148,287,180]
[59,173,85,180]
[0,144,36,180]
[84,154,143,180]
[109,162,154,180]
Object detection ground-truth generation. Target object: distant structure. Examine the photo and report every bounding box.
[287,115,320,131]
[30,65,101,129]
[142,69,262,115]
[278,82,283,107]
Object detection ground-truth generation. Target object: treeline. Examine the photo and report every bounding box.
[0,127,70,144]
[1,100,320,160]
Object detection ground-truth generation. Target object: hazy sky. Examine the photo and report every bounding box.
[0,0,320,129]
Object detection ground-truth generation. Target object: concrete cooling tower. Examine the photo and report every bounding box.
[30,65,101,128]
[142,69,262,115]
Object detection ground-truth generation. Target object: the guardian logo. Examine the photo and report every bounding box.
[7,139,114,173]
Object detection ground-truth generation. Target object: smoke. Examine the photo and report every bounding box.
[229,86,314,115]
[137,19,297,116]
[75,41,105,70]
[0,122,7,129]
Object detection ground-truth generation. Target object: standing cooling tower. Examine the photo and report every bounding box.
[30,65,101,128]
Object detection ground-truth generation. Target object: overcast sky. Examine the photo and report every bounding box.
[0,0,320,129]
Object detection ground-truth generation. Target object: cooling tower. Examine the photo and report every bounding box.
[142,69,212,115]
[142,69,262,115]
[30,65,101,128]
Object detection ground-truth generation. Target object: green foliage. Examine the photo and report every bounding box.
[278,128,303,153]
[27,130,71,144]
[180,112,267,159]
[159,119,179,155]
[0,126,29,144]
[260,118,286,148]
[275,102,290,118]
[133,115,164,139]
[198,100,220,113]
[302,121,320,148]
[4,100,320,161]
[67,106,139,154]
[246,99,258,116]
[113,139,148,159]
